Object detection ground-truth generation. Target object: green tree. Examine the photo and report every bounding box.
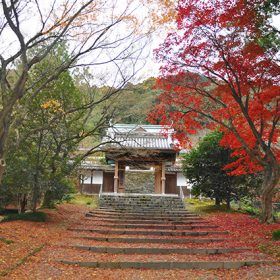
[1,44,112,212]
[256,0,280,48]
[0,0,150,183]
[112,78,160,124]
[183,131,262,209]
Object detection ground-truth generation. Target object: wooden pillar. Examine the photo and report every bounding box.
[80,174,85,194]
[114,161,119,193]
[154,165,161,194]
[161,161,166,194]
[90,170,93,191]
[78,173,82,193]
[118,163,125,193]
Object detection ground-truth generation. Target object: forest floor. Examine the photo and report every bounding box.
[0,196,279,280]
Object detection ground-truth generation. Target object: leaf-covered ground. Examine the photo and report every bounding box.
[0,204,279,279]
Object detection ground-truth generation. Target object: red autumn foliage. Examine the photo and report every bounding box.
[148,0,279,222]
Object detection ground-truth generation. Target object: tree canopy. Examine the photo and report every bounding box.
[148,0,279,222]
[183,131,262,209]
[0,0,151,183]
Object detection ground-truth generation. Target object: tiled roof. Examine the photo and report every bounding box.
[109,134,172,149]
[102,124,176,151]
[80,162,114,171]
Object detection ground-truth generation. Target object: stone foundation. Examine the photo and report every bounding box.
[99,194,185,211]
[125,171,154,193]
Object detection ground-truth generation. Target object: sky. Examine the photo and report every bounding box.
[0,0,162,86]
[0,0,279,86]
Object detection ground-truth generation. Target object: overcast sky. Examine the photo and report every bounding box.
[1,1,279,85]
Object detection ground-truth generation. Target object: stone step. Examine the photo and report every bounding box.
[98,207,186,211]
[99,202,184,205]
[99,201,184,204]
[89,210,191,216]
[99,204,185,206]
[60,260,274,269]
[78,236,226,244]
[100,200,184,204]
[100,195,183,199]
[95,209,190,214]
[100,199,184,201]
[85,218,208,224]
[85,215,203,222]
[91,224,219,230]
[58,246,271,261]
[72,238,243,249]
[86,213,199,219]
[100,203,185,205]
[100,201,184,204]
[69,228,229,236]
[99,195,185,212]
[59,194,276,272]
[99,206,185,208]
[89,210,194,215]
[73,245,249,255]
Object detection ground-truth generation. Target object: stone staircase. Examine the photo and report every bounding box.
[60,195,275,270]
[99,193,185,211]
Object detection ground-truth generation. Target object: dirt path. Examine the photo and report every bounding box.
[0,204,279,279]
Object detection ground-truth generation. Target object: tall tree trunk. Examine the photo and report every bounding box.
[0,158,6,184]
[42,158,58,208]
[226,185,231,210]
[215,196,220,206]
[18,194,27,214]
[261,160,280,223]
[226,195,231,210]
[0,68,28,183]
[0,109,13,183]
[32,179,39,213]
[42,190,50,208]
[31,132,43,212]
[42,188,54,209]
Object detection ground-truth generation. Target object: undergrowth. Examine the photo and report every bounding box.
[185,198,279,222]
[272,229,280,241]
[185,198,233,214]
[1,212,47,223]
[0,237,14,244]
[68,193,99,208]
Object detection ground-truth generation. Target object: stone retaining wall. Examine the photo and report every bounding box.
[125,171,154,193]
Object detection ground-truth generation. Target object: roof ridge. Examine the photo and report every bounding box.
[116,132,166,137]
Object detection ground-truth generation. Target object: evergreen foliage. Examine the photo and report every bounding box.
[272,229,280,240]
[183,131,262,208]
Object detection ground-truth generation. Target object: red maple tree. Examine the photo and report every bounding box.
[149,0,279,222]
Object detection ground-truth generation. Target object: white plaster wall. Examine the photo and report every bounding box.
[83,171,103,184]
[177,172,192,189]
[177,172,187,186]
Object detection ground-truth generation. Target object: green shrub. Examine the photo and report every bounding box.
[236,198,260,216]
[272,230,280,241]
[0,184,17,209]
[62,193,75,203]
[2,212,47,222]
[243,205,259,216]
[69,194,98,208]
[274,211,280,221]
[42,177,76,208]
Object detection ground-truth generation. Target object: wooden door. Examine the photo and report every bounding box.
[165,173,178,194]
[103,172,114,192]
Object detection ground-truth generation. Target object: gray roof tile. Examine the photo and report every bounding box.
[102,124,175,150]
